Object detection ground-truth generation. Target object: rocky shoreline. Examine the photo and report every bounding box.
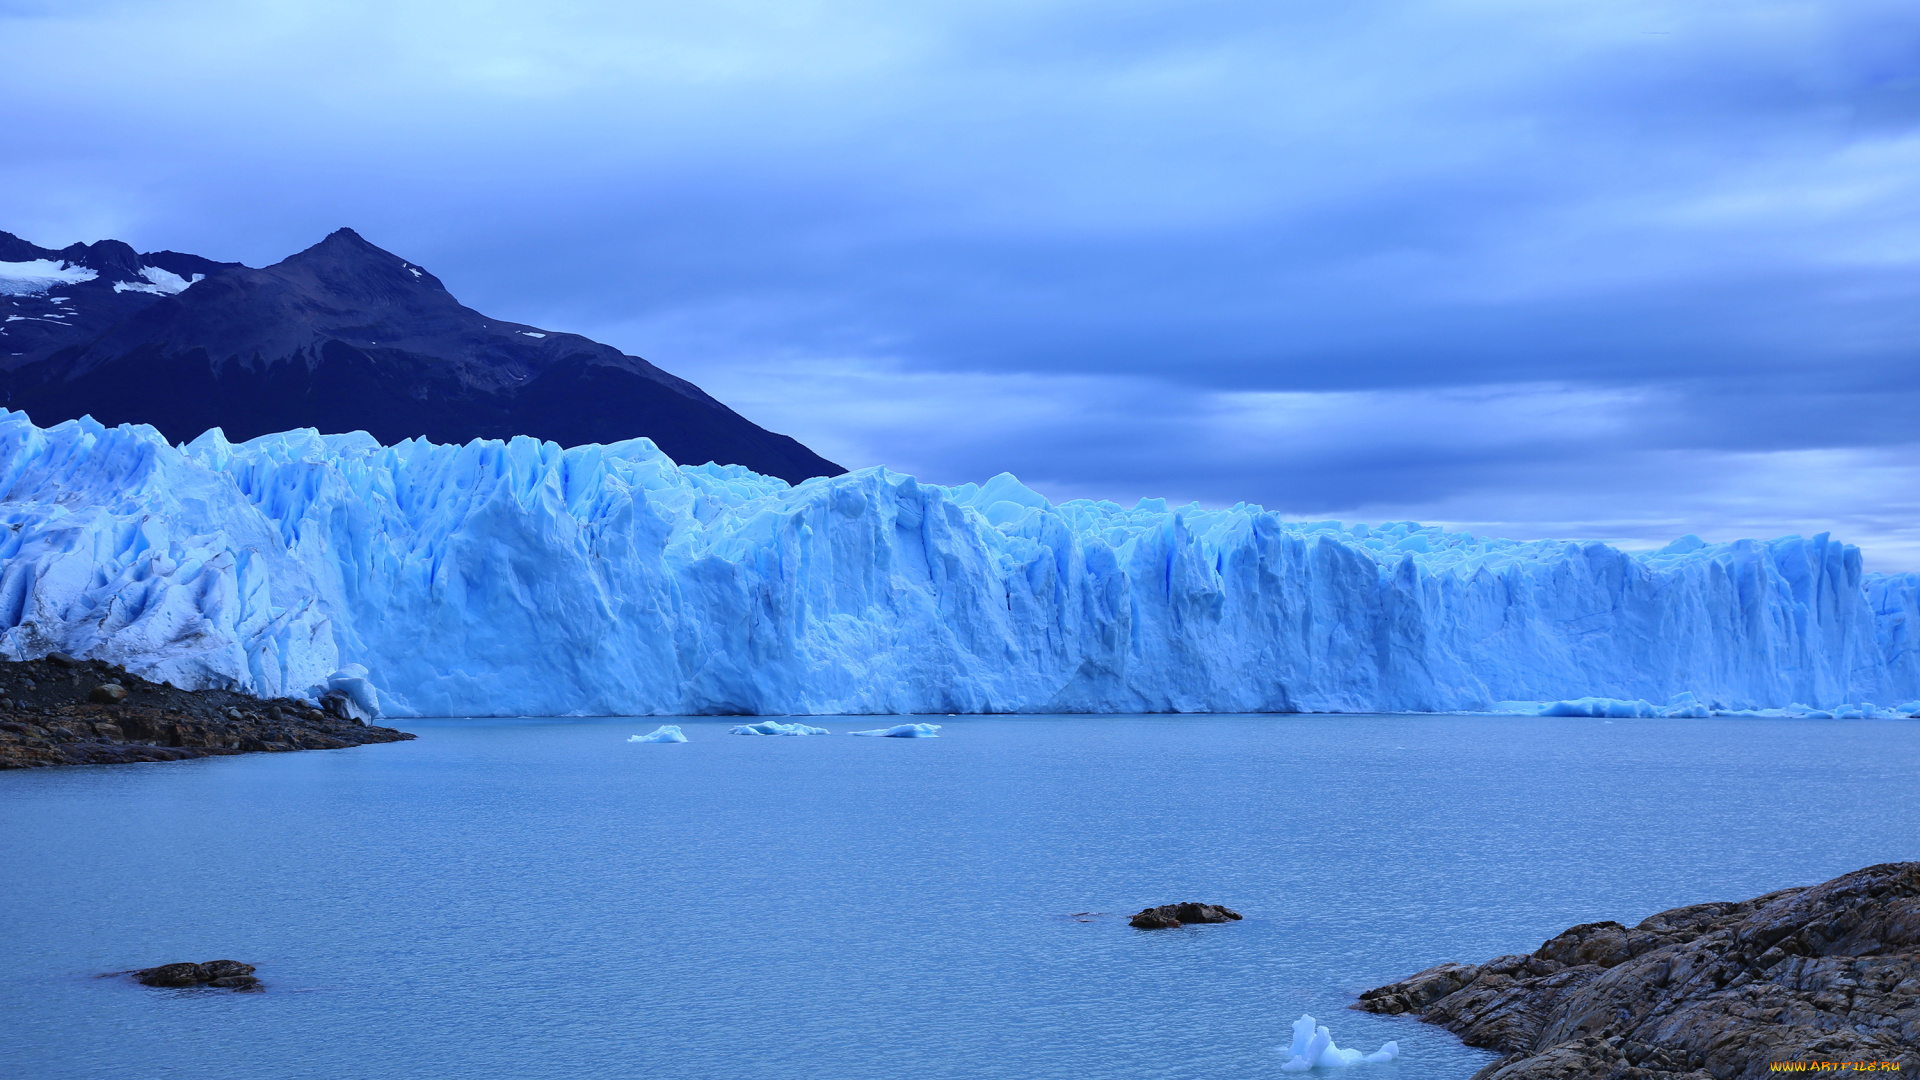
[0,654,414,769]
[1355,863,1919,1079]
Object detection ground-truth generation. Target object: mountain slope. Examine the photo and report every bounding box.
[2,232,239,364]
[0,228,842,483]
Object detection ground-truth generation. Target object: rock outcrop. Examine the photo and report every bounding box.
[0,655,414,769]
[129,960,260,990]
[1354,863,1920,1079]
[1130,902,1243,929]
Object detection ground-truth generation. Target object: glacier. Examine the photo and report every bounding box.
[0,410,1916,718]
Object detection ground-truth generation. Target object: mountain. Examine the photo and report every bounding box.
[0,228,842,484]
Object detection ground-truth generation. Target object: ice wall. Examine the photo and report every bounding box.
[1,411,1915,717]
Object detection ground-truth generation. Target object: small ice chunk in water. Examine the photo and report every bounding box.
[849,723,942,737]
[1280,1015,1398,1071]
[729,721,831,736]
[629,725,687,743]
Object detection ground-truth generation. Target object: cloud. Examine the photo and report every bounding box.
[2,0,1918,564]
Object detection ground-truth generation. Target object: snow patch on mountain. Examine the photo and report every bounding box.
[0,410,1915,718]
[112,265,205,296]
[0,260,99,296]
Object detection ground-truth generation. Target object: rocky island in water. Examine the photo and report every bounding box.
[0,653,413,769]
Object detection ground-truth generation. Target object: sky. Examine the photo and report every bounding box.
[4,0,1919,567]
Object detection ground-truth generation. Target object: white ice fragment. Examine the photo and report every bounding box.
[112,266,204,295]
[0,259,98,295]
[1280,1015,1397,1071]
[324,665,382,721]
[520,331,546,338]
[849,723,941,737]
[630,725,687,743]
[729,720,831,736]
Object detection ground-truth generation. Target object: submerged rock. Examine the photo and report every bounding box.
[1354,862,1920,1079]
[1130,902,1243,929]
[130,960,259,991]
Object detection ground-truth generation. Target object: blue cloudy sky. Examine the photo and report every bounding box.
[4,0,1919,566]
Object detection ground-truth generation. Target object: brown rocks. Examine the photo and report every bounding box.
[1354,863,1920,1079]
[89,682,129,704]
[1130,902,1244,929]
[131,960,259,991]
[1131,909,1184,929]
[0,655,414,769]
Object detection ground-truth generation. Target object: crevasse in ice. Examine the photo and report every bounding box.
[0,411,1916,718]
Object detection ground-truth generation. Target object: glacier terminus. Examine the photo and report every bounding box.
[0,410,1915,719]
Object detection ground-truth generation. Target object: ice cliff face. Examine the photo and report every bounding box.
[1,410,1915,717]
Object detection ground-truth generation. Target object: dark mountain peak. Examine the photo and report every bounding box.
[0,230,48,262]
[272,228,449,302]
[59,238,142,276]
[0,232,139,274]
[0,226,843,484]
[0,231,238,282]
[140,249,243,281]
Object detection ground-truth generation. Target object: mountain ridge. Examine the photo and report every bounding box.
[0,228,841,483]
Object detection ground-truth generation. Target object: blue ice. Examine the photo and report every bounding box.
[629,725,687,743]
[849,723,942,737]
[0,411,1916,719]
[729,721,832,736]
[1280,1015,1398,1071]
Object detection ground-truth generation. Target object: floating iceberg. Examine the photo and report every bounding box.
[1280,1015,1397,1071]
[0,411,1916,718]
[729,721,830,736]
[849,723,942,737]
[629,725,687,743]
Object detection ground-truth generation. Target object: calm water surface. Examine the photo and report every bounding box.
[3,714,1918,1080]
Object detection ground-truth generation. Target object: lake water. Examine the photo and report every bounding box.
[3,714,1918,1079]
